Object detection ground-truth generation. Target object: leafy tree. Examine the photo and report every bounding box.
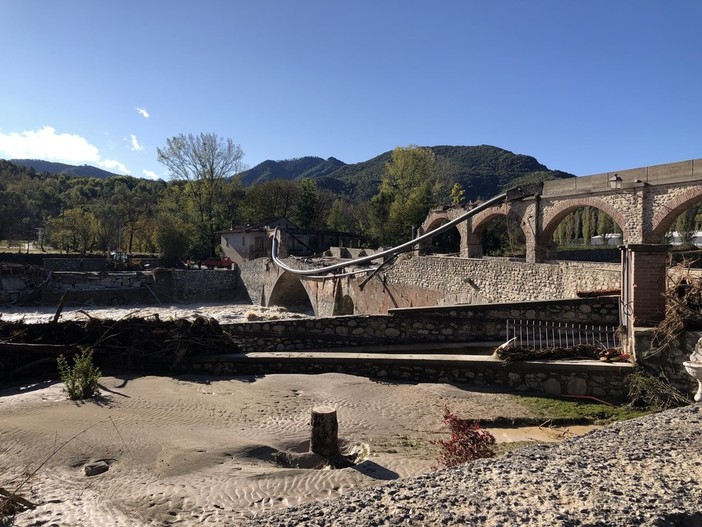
[675,208,696,247]
[46,208,94,253]
[326,199,348,231]
[582,207,595,246]
[240,180,299,221]
[450,183,466,206]
[482,216,519,256]
[294,179,318,230]
[91,200,120,255]
[151,213,195,263]
[368,190,393,245]
[370,145,438,246]
[113,180,158,253]
[157,133,245,255]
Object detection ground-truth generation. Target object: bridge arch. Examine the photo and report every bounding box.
[650,186,702,243]
[468,203,527,257]
[418,208,464,255]
[539,197,631,246]
[267,271,315,314]
[333,293,355,315]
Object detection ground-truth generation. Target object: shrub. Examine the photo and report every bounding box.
[57,348,101,400]
[431,405,496,468]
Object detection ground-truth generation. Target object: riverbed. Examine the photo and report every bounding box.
[0,302,310,325]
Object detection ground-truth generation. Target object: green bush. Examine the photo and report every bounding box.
[57,348,101,400]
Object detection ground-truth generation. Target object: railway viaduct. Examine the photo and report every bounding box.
[240,158,702,333]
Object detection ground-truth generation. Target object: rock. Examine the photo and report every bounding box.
[84,461,109,476]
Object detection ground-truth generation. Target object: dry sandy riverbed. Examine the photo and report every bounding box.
[0,372,597,526]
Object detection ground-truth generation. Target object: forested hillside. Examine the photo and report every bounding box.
[10,159,120,179]
[240,145,573,201]
[239,156,346,186]
[8,141,670,262]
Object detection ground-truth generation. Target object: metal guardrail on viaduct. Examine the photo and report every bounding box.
[242,157,702,333]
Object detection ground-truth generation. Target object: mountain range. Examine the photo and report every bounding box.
[9,159,122,179]
[10,144,574,202]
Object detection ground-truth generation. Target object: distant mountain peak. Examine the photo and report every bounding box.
[240,144,573,201]
[10,159,122,179]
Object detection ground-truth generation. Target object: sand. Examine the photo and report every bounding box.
[0,372,593,526]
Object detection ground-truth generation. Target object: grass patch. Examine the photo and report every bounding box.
[516,395,651,425]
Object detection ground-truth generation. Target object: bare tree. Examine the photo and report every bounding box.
[157,133,245,255]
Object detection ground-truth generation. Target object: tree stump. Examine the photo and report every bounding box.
[310,406,339,457]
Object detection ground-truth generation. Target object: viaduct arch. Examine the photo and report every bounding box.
[262,158,702,327]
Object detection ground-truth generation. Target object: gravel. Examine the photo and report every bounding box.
[243,404,702,526]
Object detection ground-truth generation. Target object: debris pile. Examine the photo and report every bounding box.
[0,315,241,380]
[493,343,627,364]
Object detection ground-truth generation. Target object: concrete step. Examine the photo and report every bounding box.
[186,349,633,402]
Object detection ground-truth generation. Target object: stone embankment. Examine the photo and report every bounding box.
[244,404,702,527]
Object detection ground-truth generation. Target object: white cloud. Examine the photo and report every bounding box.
[0,126,100,162]
[0,126,131,175]
[129,134,144,152]
[142,169,161,180]
[99,159,130,174]
[136,107,150,119]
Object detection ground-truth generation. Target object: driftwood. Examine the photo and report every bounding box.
[0,342,73,354]
[649,260,702,356]
[0,486,36,517]
[51,291,69,323]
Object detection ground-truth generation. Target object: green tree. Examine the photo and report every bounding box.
[240,180,299,221]
[113,180,158,253]
[46,208,94,253]
[151,213,195,263]
[675,208,696,246]
[450,183,466,206]
[157,133,245,255]
[326,199,348,231]
[371,145,437,245]
[582,207,595,246]
[294,179,318,230]
[91,200,120,255]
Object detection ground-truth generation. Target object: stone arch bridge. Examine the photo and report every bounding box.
[240,158,702,329]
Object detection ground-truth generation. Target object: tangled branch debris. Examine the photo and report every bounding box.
[0,315,241,381]
[627,366,691,410]
[494,343,627,364]
[649,260,702,357]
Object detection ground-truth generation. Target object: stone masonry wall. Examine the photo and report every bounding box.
[215,296,626,400]
[168,269,248,302]
[227,297,620,352]
[43,257,162,272]
[383,255,621,305]
[189,356,632,401]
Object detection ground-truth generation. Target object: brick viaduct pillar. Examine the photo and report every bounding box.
[621,244,669,328]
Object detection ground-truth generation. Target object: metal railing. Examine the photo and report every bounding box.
[506,319,619,350]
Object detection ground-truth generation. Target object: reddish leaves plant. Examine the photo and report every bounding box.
[431,405,496,468]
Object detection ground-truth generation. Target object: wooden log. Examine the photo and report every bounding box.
[0,342,74,354]
[310,406,339,457]
[52,291,69,324]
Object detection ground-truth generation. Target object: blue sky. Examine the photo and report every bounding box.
[1,1,700,181]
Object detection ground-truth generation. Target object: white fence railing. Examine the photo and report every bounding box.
[506,319,619,350]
